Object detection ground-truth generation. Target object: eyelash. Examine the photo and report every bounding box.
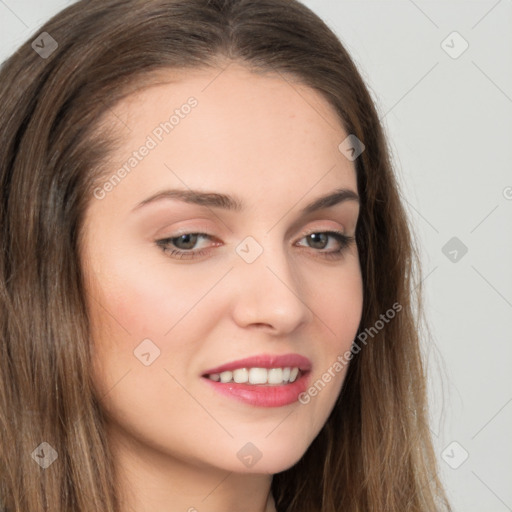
[155,230,355,261]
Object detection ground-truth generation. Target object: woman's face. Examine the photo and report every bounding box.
[81,63,363,475]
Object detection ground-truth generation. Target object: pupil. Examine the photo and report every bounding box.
[309,233,327,249]
[176,234,197,250]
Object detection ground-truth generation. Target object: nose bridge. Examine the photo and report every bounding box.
[231,233,312,332]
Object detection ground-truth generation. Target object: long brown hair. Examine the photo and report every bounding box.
[0,1,451,510]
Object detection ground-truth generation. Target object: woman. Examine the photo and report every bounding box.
[0,0,452,511]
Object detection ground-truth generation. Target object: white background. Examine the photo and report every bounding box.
[1,1,511,510]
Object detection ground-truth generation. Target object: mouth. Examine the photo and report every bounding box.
[203,366,306,386]
[200,353,312,407]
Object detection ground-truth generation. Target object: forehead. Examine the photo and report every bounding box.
[93,63,357,212]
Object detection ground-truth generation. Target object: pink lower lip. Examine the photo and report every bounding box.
[202,372,310,407]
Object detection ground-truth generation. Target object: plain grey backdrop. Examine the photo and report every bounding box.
[1,1,511,510]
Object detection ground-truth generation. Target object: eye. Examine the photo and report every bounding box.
[155,232,214,260]
[155,230,355,261]
[296,230,355,260]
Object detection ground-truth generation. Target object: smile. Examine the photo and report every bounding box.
[201,353,312,407]
[206,366,301,385]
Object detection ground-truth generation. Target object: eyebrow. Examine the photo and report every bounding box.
[132,187,360,215]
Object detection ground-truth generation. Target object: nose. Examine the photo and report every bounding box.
[230,240,314,335]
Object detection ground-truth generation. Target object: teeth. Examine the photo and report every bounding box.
[233,368,249,383]
[207,367,301,385]
[249,367,267,384]
[267,368,283,384]
[219,371,232,383]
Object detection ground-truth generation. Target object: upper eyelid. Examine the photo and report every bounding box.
[160,216,351,236]
[160,225,348,240]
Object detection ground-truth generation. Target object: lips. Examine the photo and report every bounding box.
[200,353,313,407]
[201,353,312,375]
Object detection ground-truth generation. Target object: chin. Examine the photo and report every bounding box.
[222,437,311,475]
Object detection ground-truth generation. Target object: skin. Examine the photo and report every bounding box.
[80,62,363,512]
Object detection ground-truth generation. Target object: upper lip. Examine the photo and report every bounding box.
[202,353,312,376]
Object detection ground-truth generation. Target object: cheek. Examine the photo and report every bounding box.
[299,261,363,416]
[313,258,363,348]
[89,250,218,339]
[85,252,234,398]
